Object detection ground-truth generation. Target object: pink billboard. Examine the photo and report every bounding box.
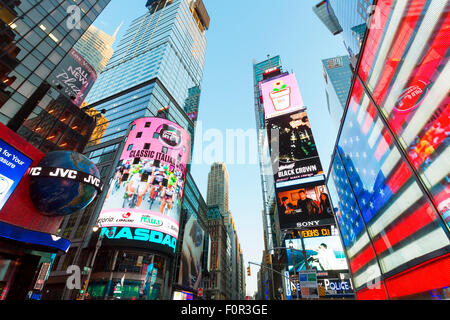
[97,117,191,249]
[260,73,305,119]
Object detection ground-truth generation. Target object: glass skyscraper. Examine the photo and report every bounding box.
[44,0,211,300]
[322,55,353,129]
[0,0,111,153]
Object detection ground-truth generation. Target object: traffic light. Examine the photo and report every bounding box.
[247,266,251,276]
[265,254,271,265]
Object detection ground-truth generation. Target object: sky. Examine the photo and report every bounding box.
[93,0,347,297]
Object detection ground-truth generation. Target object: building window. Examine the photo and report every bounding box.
[136,132,142,138]
[144,143,150,150]
[127,144,133,151]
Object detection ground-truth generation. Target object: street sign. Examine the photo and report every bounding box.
[198,288,203,297]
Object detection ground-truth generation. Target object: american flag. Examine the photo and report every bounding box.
[328,0,450,299]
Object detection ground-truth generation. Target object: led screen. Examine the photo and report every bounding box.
[97,117,191,256]
[285,235,348,273]
[0,139,33,210]
[276,182,335,230]
[267,109,324,184]
[260,73,305,119]
[178,211,205,290]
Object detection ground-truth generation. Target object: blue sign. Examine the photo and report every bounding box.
[0,139,33,210]
[0,221,71,252]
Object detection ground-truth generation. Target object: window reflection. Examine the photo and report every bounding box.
[358,0,450,229]
[337,79,449,276]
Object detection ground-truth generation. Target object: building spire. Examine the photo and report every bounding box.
[112,21,123,39]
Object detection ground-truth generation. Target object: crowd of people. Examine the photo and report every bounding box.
[106,157,184,217]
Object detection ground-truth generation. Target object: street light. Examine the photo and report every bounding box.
[80,225,105,300]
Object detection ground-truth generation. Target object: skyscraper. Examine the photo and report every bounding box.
[252,56,283,258]
[73,24,117,76]
[44,0,211,301]
[207,162,229,215]
[0,0,111,132]
[322,55,353,129]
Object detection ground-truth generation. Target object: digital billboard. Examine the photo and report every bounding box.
[267,109,324,184]
[100,226,177,256]
[178,212,205,290]
[0,139,33,210]
[173,291,193,300]
[260,73,305,119]
[276,182,334,230]
[285,235,348,273]
[48,48,97,107]
[97,117,191,256]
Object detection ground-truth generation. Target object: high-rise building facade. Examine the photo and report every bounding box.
[205,162,244,299]
[254,56,355,300]
[314,0,373,69]
[325,0,450,299]
[253,56,284,258]
[0,0,111,135]
[44,0,210,301]
[73,24,117,76]
[206,162,229,215]
[204,205,228,300]
[322,55,353,129]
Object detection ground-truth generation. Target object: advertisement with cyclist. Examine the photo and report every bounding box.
[97,117,191,254]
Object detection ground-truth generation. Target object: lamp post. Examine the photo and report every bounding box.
[80,225,104,300]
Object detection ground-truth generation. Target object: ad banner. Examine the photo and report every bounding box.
[267,109,324,184]
[97,117,191,256]
[276,181,335,231]
[260,73,305,119]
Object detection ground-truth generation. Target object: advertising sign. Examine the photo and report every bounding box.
[260,73,305,119]
[0,139,33,211]
[317,278,354,296]
[173,291,194,300]
[48,48,97,107]
[285,235,348,272]
[97,117,191,256]
[298,270,319,299]
[178,211,205,290]
[276,182,334,230]
[100,226,177,255]
[267,109,324,184]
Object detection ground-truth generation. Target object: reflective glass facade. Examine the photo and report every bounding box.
[327,0,450,300]
[85,0,207,108]
[0,0,110,126]
[322,55,353,129]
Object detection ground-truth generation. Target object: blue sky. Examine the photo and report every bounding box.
[94,0,347,297]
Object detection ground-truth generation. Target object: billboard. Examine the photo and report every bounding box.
[48,48,97,107]
[97,117,191,255]
[276,182,334,230]
[285,235,348,273]
[178,211,205,290]
[260,73,304,119]
[267,109,324,184]
[0,139,33,210]
[100,226,177,256]
[173,291,193,300]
